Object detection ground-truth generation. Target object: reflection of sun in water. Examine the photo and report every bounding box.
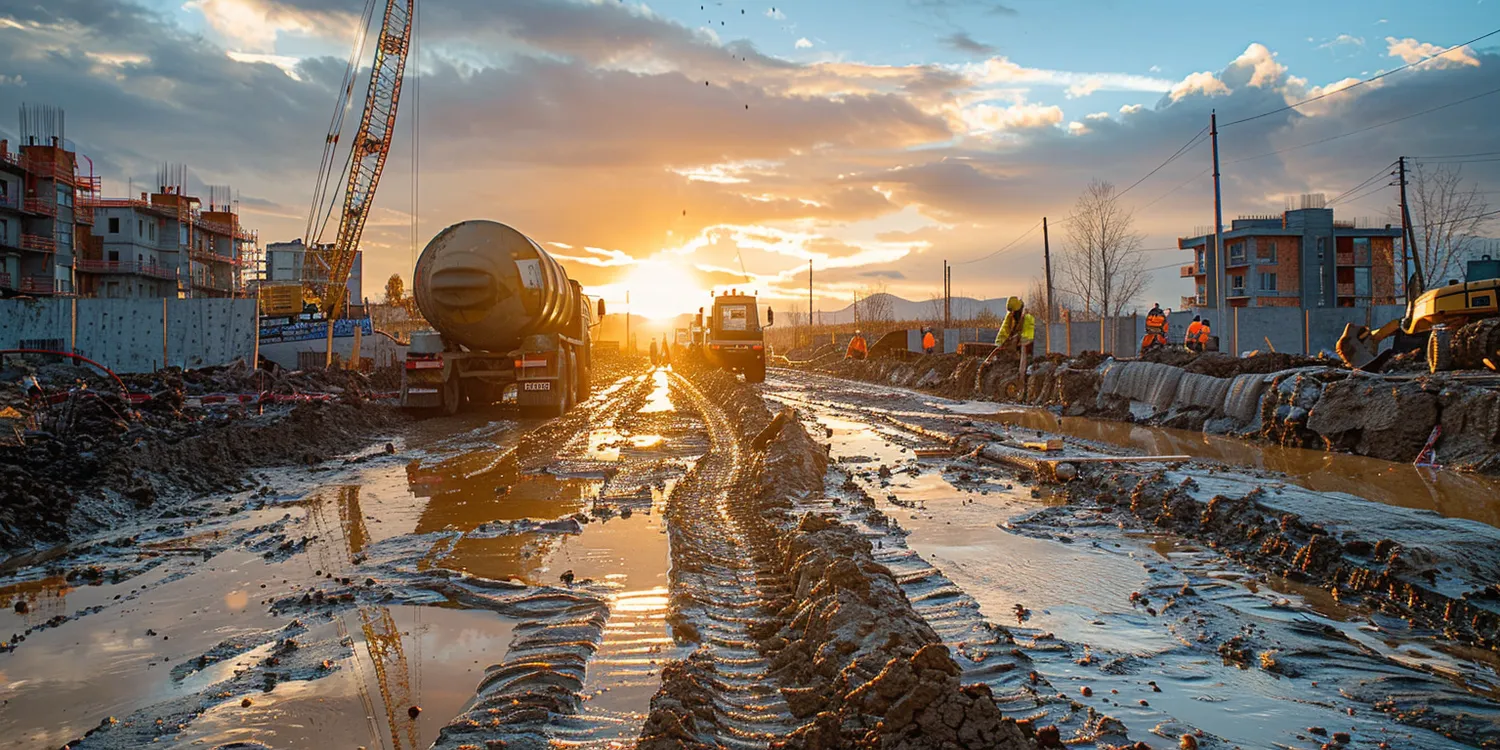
[614,260,705,320]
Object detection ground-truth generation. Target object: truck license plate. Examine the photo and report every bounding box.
[523,381,551,391]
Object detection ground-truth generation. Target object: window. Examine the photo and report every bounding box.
[1354,267,1370,296]
[1228,241,1246,264]
[108,250,119,261]
[149,222,156,242]
[1259,272,1278,291]
[1352,237,1371,265]
[1258,240,1277,263]
[1317,237,1327,259]
[55,185,72,208]
[1230,274,1245,294]
[138,219,144,237]
[56,221,73,252]
[1196,248,1206,269]
[108,217,120,234]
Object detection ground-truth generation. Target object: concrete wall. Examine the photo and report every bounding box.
[1232,306,1303,356]
[259,329,406,371]
[0,297,258,373]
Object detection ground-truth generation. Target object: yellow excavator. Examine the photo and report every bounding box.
[1336,254,1500,373]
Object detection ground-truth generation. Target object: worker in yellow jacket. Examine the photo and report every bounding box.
[846,331,869,360]
[995,297,1035,356]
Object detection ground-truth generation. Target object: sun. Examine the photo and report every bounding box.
[609,259,707,321]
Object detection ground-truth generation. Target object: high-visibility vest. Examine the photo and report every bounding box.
[922,332,936,350]
[1197,326,1212,345]
[1146,313,1167,334]
[847,336,868,357]
[1185,321,1203,343]
[996,313,1035,345]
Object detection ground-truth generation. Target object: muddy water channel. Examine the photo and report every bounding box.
[768,370,1500,748]
[0,369,695,749]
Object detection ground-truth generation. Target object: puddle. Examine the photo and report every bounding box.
[638,368,675,414]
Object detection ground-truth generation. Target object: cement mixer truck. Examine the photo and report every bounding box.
[401,220,605,416]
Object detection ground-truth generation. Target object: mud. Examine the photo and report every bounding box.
[658,362,1035,749]
[806,350,1500,473]
[1,359,407,553]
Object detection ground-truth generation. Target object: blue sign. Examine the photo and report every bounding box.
[260,317,374,344]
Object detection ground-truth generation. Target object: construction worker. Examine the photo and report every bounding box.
[1196,318,1213,351]
[994,297,1035,356]
[922,328,936,355]
[1185,315,1204,352]
[846,331,869,360]
[649,337,660,367]
[1141,303,1169,352]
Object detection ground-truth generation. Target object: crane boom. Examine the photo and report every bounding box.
[309,0,414,320]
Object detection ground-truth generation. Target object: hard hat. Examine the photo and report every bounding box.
[1193,315,1201,321]
[1006,297,1023,312]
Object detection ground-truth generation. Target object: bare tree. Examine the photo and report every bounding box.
[1405,163,1494,289]
[857,282,894,324]
[925,293,946,325]
[1024,278,1050,323]
[1059,180,1147,320]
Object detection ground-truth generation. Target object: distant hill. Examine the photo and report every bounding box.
[778,293,1016,325]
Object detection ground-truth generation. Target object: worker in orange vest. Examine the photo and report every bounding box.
[922,328,936,354]
[846,331,868,360]
[1184,315,1204,352]
[1141,303,1169,352]
[1196,318,1213,351]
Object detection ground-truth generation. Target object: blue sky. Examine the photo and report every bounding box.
[3,0,1497,315]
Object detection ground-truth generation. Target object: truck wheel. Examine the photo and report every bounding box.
[442,374,462,416]
[1427,325,1453,373]
[745,355,766,383]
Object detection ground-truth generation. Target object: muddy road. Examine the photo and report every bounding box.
[2,363,1499,749]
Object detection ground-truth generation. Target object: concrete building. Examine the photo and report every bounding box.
[0,135,96,297]
[1178,197,1403,310]
[266,239,364,304]
[79,188,258,299]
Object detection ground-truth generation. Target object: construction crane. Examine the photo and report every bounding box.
[303,0,416,364]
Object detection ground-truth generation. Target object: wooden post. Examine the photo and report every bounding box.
[350,324,363,371]
[1303,308,1310,355]
[162,297,169,369]
[1063,308,1072,356]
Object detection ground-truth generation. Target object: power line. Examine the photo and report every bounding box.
[953,219,1042,265]
[1225,84,1500,166]
[1326,161,1396,205]
[1219,27,1500,129]
[1330,181,1393,208]
[1117,127,1210,199]
[1407,150,1500,160]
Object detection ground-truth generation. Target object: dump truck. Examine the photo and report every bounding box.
[703,290,772,383]
[1336,255,1500,373]
[401,220,604,415]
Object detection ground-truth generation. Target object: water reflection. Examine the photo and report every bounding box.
[966,405,1500,528]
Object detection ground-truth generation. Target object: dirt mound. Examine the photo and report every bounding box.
[0,358,406,553]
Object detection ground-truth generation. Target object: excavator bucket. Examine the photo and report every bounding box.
[1335,322,1381,370]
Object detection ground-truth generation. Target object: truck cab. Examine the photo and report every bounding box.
[704,290,772,383]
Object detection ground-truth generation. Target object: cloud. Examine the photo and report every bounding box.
[1385,36,1480,68]
[765,8,786,20]
[941,32,995,56]
[970,57,1175,94]
[1168,71,1230,101]
[908,0,1018,16]
[184,0,347,53]
[962,101,1064,132]
[1065,78,1102,98]
[795,37,812,49]
[1319,34,1365,49]
[860,269,905,279]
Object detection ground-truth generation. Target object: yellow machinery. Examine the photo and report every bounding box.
[1337,255,1500,372]
[257,282,303,317]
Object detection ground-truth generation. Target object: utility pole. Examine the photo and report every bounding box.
[942,260,949,328]
[1397,156,1425,299]
[1042,216,1053,326]
[808,259,813,341]
[625,290,631,354]
[1211,110,1227,336]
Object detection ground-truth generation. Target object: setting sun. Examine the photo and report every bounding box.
[589,257,709,321]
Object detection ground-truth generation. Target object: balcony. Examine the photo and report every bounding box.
[1225,254,1250,268]
[75,259,178,280]
[1180,295,1204,308]
[1179,264,1199,278]
[23,197,56,217]
[0,273,10,290]
[1227,287,1249,298]
[19,276,60,295]
[75,205,93,225]
[21,233,56,252]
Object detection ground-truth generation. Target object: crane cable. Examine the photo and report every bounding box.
[307,0,381,246]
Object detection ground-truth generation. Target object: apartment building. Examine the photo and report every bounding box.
[0,134,96,296]
[1178,196,1402,309]
[81,187,258,299]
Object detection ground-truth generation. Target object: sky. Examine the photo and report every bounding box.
[1,0,1498,319]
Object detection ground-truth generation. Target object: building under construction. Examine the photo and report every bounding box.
[0,106,259,300]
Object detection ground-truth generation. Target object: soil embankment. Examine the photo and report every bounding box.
[0,361,406,554]
[643,362,1037,749]
[806,349,1500,473]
